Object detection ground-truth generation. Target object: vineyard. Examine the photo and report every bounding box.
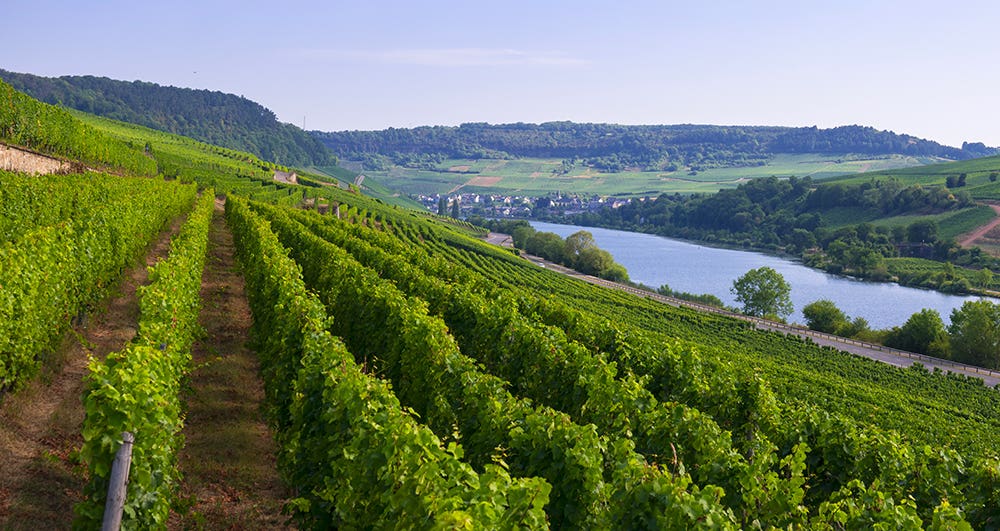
[2,82,1000,528]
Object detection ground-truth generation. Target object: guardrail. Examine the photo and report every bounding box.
[523,254,1000,383]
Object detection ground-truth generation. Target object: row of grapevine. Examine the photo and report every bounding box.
[430,229,1000,525]
[266,204,807,527]
[0,80,157,175]
[0,171,158,244]
[225,198,552,528]
[266,199,1000,527]
[388,211,1000,457]
[76,190,214,527]
[0,175,196,391]
[258,202,820,528]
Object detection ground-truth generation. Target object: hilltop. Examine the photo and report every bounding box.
[0,69,334,168]
[314,122,997,199]
[314,121,996,172]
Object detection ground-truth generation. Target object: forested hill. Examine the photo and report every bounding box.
[0,69,334,167]
[314,122,997,171]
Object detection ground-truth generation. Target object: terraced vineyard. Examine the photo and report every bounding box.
[3,81,1000,528]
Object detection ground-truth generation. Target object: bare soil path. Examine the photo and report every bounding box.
[0,215,185,529]
[958,203,1000,247]
[169,201,291,529]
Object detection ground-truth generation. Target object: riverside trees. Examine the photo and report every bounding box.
[731,267,793,320]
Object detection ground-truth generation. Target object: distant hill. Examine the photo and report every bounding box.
[314,122,997,172]
[821,153,1000,202]
[0,69,334,167]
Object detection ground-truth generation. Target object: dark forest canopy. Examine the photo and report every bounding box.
[0,69,334,167]
[313,122,996,172]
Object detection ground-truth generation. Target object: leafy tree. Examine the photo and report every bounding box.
[602,262,630,283]
[564,230,597,267]
[802,299,848,334]
[450,197,460,218]
[976,267,993,289]
[885,309,950,357]
[841,316,872,340]
[525,232,566,263]
[731,267,793,319]
[948,300,1000,369]
[907,220,938,244]
[437,196,448,216]
[576,247,613,276]
[510,226,535,250]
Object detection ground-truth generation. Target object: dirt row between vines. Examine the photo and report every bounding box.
[0,215,184,528]
[169,201,291,529]
[0,202,290,529]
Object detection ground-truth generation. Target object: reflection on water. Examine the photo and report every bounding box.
[530,221,982,329]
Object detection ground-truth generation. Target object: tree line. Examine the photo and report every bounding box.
[313,121,995,172]
[0,69,334,167]
[483,219,629,282]
[565,176,999,293]
[804,296,1000,370]
[716,266,1000,371]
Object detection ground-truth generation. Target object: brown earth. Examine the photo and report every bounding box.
[466,175,502,187]
[169,201,291,529]
[958,203,1000,248]
[0,214,184,529]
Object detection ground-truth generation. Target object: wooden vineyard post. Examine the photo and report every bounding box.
[101,431,134,531]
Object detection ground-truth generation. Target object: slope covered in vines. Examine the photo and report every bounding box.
[237,183,1000,527]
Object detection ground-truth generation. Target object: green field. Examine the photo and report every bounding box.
[820,204,996,239]
[825,154,1000,199]
[362,154,943,197]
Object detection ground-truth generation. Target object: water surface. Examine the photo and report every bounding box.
[530,221,982,329]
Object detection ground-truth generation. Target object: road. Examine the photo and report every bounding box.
[958,202,1000,247]
[486,233,1000,387]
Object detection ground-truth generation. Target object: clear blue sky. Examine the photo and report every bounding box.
[3,0,998,146]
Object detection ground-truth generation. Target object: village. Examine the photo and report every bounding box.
[415,192,639,218]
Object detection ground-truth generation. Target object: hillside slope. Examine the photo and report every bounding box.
[314,121,997,172]
[824,153,1000,199]
[0,69,333,168]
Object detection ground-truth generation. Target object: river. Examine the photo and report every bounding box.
[529,221,983,329]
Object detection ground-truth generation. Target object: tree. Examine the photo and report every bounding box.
[450,197,460,218]
[885,309,949,357]
[603,262,630,283]
[948,300,1000,369]
[437,196,448,216]
[907,220,938,244]
[802,299,848,334]
[976,267,993,289]
[576,247,614,276]
[731,267,793,319]
[564,230,597,267]
[525,231,565,262]
[510,225,535,249]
